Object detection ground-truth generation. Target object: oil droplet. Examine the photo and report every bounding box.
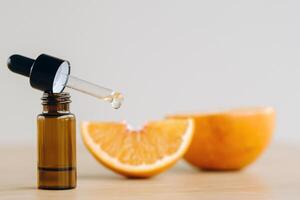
[103,91,124,109]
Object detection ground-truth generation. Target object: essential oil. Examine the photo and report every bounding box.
[37,92,76,190]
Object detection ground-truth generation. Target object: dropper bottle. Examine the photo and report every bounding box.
[7,54,124,109]
[7,53,123,190]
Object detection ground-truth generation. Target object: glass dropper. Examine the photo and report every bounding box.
[65,76,123,109]
[7,54,124,109]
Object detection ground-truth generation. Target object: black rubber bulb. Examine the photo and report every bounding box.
[7,54,70,93]
[7,54,35,77]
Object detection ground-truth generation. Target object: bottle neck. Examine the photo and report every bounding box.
[41,92,71,114]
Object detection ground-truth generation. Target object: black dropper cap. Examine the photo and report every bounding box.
[7,54,70,93]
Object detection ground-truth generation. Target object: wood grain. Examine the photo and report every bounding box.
[0,142,299,200]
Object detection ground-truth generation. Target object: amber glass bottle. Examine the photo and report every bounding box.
[37,92,76,190]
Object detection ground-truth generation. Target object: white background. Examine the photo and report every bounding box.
[0,0,299,144]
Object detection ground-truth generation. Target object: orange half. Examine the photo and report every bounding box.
[81,119,194,177]
[168,107,275,170]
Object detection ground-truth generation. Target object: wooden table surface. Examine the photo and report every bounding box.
[0,142,299,200]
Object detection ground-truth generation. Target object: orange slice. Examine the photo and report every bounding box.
[81,119,194,178]
[168,107,275,170]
